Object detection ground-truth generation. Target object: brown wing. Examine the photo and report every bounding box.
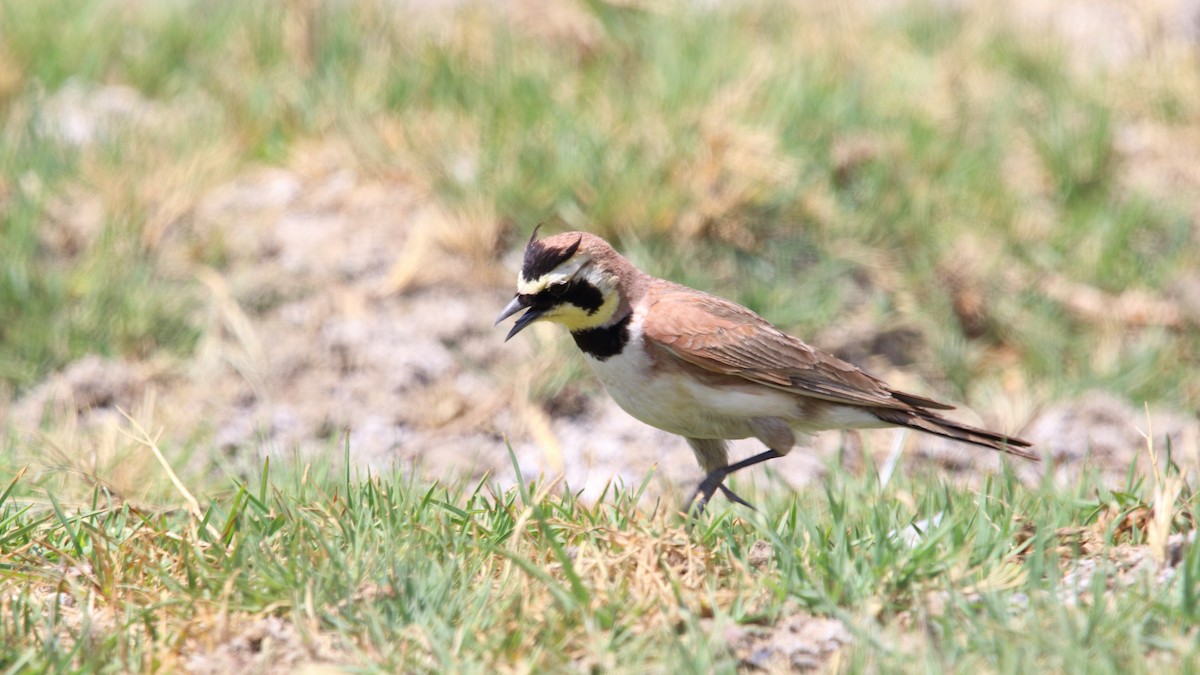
[642,286,953,412]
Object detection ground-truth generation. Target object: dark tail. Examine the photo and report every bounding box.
[872,407,1038,461]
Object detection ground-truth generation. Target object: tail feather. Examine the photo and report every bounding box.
[872,407,1038,461]
[890,390,955,411]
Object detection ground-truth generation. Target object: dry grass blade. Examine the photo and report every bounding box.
[1141,409,1186,564]
[113,406,216,539]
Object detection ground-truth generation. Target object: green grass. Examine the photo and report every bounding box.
[1,447,1197,672]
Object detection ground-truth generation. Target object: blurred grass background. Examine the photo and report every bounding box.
[1,0,1198,410]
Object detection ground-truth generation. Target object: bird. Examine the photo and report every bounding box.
[495,228,1037,513]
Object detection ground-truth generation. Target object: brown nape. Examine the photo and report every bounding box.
[872,407,1038,461]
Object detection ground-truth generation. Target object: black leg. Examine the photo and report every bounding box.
[687,449,783,515]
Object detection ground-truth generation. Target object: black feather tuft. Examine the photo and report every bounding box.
[522,230,583,282]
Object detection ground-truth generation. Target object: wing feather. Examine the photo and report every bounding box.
[642,286,953,411]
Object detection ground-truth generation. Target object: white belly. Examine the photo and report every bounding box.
[582,315,797,440]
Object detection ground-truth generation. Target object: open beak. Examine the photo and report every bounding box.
[495,295,544,341]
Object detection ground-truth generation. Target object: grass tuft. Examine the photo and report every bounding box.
[1,432,1197,671]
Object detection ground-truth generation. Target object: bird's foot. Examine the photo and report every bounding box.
[686,469,725,516]
[719,485,757,510]
[685,449,783,516]
[685,470,757,516]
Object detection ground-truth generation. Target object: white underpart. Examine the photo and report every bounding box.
[810,404,888,431]
[582,306,885,450]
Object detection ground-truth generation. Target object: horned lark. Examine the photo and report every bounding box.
[496,229,1036,512]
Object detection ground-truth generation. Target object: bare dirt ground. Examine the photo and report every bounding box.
[11,140,1198,503]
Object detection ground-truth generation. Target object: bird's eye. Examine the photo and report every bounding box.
[548,281,570,297]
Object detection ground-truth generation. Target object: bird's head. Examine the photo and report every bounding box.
[495,228,624,340]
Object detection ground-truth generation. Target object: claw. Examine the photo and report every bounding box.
[683,449,783,516]
[685,469,726,517]
[685,469,758,516]
[719,485,757,510]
